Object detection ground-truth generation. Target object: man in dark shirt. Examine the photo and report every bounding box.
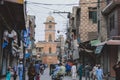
[113,61,120,80]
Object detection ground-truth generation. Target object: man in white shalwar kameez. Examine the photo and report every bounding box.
[71,63,77,80]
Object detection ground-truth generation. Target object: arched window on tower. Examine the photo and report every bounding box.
[49,47,52,54]
[49,34,52,42]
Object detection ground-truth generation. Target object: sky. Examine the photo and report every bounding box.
[26,0,79,42]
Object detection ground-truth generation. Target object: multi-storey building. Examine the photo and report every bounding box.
[99,0,120,77]
[79,0,98,42]
[66,0,98,64]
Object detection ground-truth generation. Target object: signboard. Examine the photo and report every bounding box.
[95,45,104,54]
[90,39,101,46]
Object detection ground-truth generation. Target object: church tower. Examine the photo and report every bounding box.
[44,16,56,42]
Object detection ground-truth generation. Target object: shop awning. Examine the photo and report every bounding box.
[107,40,120,45]
[5,0,24,4]
[0,0,26,30]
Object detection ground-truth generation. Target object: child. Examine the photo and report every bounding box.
[6,67,11,80]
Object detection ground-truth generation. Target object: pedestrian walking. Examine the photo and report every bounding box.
[40,64,44,75]
[77,63,83,80]
[96,65,103,80]
[6,67,11,80]
[71,63,77,80]
[13,64,18,80]
[34,61,40,79]
[84,64,91,80]
[28,62,36,80]
[35,61,40,74]
[18,61,23,80]
[92,64,98,80]
[113,61,120,80]
[65,62,71,76]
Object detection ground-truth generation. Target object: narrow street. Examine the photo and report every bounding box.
[1,68,82,80]
[0,0,119,80]
[41,68,80,80]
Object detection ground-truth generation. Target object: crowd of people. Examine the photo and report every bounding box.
[49,61,105,80]
[5,60,120,80]
[6,61,46,80]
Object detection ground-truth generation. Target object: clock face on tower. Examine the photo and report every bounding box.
[49,25,52,28]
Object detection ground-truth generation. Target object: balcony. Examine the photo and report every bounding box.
[102,0,120,15]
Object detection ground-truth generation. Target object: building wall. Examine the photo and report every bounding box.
[109,46,118,76]
[101,0,120,77]
[45,23,56,41]
[99,0,108,41]
[45,32,55,42]
[42,55,58,66]
[44,43,57,54]
[117,7,120,35]
[79,0,98,42]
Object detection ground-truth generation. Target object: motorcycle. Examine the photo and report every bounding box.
[51,74,63,80]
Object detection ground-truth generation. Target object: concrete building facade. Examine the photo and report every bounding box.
[66,0,98,64]
[79,0,98,42]
[98,0,120,77]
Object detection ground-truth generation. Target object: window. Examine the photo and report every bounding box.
[49,25,52,28]
[49,20,52,22]
[49,47,52,54]
[109,14,115,31]
[39,48,42,52]
[49,34,52,41]
[89,7,97,23]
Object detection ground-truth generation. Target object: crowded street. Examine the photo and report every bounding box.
[1,68,81,80]
[0,0,120,80]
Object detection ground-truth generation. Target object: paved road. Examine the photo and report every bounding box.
[1,68,84,80]
[41,68,81,80]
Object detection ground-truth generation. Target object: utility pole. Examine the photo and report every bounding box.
[54,11,71,62]
[53,11,70,33]
[97,0,100,33]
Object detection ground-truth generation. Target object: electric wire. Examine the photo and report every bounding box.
[27,3,67,19]
[26,1,105,6]
[26,1,79,6]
